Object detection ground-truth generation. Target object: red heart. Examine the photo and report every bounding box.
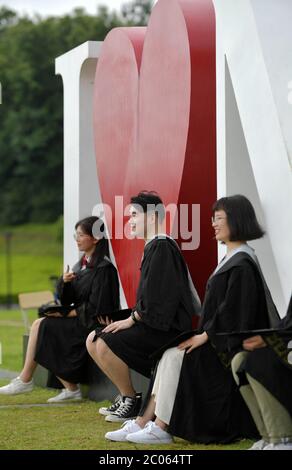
[93,0,217,306]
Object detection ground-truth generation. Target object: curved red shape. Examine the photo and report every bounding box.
[94,0,216,306]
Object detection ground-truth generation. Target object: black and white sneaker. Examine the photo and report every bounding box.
[99,394,122,416]
[105,393,142,423]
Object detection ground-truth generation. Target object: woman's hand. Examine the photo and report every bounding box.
[243,335,266,351]
[178,332,208,354]
[63,267,76,283]
[97,315,112,326]
[101,316,134,334]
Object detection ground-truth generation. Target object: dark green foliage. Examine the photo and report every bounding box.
[0,2,152,225]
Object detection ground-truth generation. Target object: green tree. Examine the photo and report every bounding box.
[121,0,153,25]
[0,2,152,226]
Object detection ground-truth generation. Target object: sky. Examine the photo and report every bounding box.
[1,0,127,17]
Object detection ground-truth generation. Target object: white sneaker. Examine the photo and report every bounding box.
[47,388,82,403]
[0,377,33,395]
[264,442,292,450]
[126,421,173,444]
[105,419,142,442]
[248,439,269,450]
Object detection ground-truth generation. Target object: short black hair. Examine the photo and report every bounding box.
[212,194,265,241]
[130,191,165,223]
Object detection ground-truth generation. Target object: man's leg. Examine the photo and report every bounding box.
[86,332,135,397]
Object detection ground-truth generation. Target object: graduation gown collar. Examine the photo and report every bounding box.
[72,255,113,275]
[212,251,280,327]
[144,233,172,247]
[213,251,260,277]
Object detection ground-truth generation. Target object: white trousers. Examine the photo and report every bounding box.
[152,347,185,425]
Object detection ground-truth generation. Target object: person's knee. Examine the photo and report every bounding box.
[231,352,247,385]
[86,331,96,354]
[31,317,44,330]
[161,347,184,369]
[95,338,111,363]
[86,335,109,363]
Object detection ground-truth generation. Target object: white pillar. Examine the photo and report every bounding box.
[55,41,102,268]
[214,0,292,314]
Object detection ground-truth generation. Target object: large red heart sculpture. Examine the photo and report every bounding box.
[93,0,216,307]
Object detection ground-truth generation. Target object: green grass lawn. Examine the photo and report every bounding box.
[0,309,253,450]
[0,220,63,304]
[0,384,252,450]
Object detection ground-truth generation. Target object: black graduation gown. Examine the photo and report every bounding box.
[99,237,198,378]
[34,257,120,386]
[168,252,272,444]
[241,295,292,417]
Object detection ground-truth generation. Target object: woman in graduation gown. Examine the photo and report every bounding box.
[167,195,278,443]
[104,195,278,445]
[0,216,120,401]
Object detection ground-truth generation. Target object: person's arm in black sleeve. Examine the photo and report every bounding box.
[75,265,120,327]
[204,264,263,352]
[136,241,182,331]
[56,275,75,306]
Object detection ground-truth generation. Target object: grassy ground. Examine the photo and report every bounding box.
[0,309,253,450]
[0,383,252,450]
[0,220,63,304]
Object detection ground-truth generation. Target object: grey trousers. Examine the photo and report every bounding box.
[232,351,292,443]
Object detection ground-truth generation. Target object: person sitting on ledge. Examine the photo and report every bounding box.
[104,194,278,445]
[0,216,120,402]
[86,191,200,423]
[231,294,292,450]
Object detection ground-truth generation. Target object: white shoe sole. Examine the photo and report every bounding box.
[127,436,173,444]
[99,408,115,416]
[47,396,82,403]
[0,388,33,395]
[105,433,128,442]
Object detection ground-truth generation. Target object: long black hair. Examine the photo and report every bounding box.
[212,195,265,241]
[75,216,109,268]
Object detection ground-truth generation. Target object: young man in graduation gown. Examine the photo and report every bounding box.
[86,191,200,422]
[232,294,292,450]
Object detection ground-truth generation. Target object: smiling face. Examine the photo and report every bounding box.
[128,205,147,239]
[74,225,98,252]
[212,210,230,243]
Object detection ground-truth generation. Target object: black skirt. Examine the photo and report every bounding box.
[168,342,259,444]
[97,322,180,378]
[35,317,91,385]
[241,347,292,417]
